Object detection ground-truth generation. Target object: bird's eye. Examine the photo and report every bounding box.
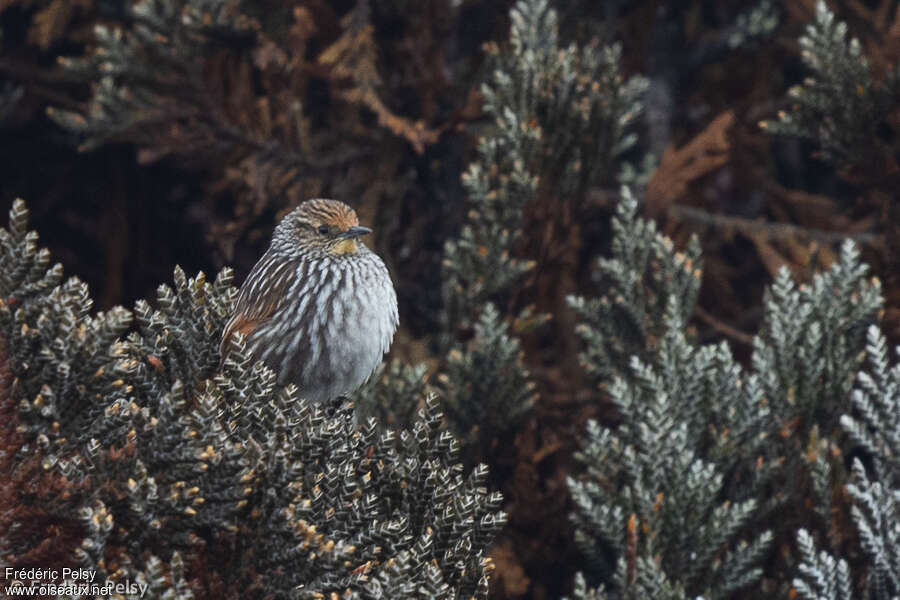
[318,225,330,235]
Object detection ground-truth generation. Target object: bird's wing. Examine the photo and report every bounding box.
[220,253,300,357]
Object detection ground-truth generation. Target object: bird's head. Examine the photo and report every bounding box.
[272,198,372,258]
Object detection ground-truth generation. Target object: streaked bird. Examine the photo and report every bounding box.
[222,198,398,404]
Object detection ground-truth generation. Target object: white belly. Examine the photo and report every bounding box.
[272,250,398,404]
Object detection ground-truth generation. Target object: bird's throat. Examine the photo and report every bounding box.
[332,239,359,255]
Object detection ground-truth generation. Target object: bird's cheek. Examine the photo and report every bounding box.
[331,239,359,255]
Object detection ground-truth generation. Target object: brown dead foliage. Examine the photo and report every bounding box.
[318,13,440,155]
[646,111,735,219]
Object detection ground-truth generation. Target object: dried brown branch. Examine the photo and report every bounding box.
[318,8,440,154]
[695,306,755,347]
[667,204,883,246]
[646,111,735,218]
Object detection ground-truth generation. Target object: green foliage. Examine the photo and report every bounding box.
[842,325,900,483]
[354,359,430,427]
[846,460,899,599]
[2,200,505,599]
[793,460,899,600]
[49,0,255,154]
[564,5,897,591]
[762,0,899,168]
[568,338,775,598]
[752,240,882,436]
[438,303,537,443]
[568,188,773,599]
[795,325,900,600]
[438,0,646,440]
[565,564,688,600]
[441,0,648,336]
[567,186,702,383]
[792,528,853,600]
[567,182,890,598]
[728,0,779,49]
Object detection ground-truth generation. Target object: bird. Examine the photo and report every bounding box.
[221,198,398,404]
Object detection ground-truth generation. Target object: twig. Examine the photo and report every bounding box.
[668,204,883,246]
[695,306,755,347]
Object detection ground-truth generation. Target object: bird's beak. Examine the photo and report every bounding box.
[340,226,372,239]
